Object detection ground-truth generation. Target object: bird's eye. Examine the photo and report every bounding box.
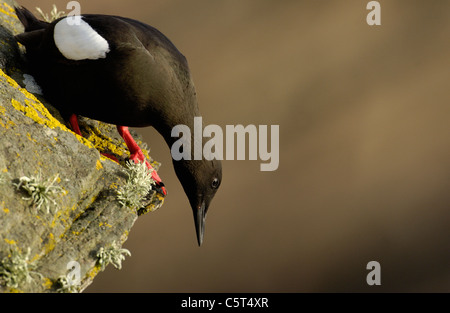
[211,178,220,189]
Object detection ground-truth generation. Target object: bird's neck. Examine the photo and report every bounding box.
[155,97,202,150]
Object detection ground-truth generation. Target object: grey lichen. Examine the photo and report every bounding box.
[117,161,155,211]
[0,248,42,289]
[14,172,65,214]
[96,241,131,271]
[35,5,66,23]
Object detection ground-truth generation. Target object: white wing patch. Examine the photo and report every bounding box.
[54,17,110,60]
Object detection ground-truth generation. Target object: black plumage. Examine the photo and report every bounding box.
[14,7,222,246]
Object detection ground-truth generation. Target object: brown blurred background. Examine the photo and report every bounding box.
[19,0,450,292]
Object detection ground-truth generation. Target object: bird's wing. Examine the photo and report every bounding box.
[83,15,188,68]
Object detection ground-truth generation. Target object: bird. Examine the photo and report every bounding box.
[14,6,222,246]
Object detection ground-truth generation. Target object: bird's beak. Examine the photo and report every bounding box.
[194,201,207,246]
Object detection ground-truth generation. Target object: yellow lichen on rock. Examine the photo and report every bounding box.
[43,233,56,254]
[0,1,20,34]
[84,126,128,158]
[4,238,16,245]
[0,1,16,17]
[0,69,96,149]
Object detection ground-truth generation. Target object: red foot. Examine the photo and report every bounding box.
[117,126,167,195]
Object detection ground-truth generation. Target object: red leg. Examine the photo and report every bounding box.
[70,114,120,163]
[117,126,166,195]
[69,114,82,136]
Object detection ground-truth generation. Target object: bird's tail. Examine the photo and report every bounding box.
[15,6,48,32]
[14,7,49,48]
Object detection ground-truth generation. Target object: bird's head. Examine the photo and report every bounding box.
[172,157,222,246]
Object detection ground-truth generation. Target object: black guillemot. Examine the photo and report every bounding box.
[14,6,222,246]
